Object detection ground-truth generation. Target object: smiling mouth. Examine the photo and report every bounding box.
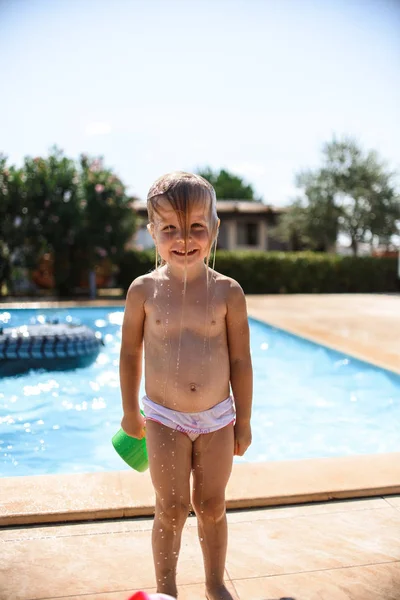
[172,249,198,256]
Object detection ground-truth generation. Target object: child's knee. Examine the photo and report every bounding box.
[157,496,190,527]
[192,495,226,523]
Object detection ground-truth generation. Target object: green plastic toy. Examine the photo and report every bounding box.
[112,411,149,472]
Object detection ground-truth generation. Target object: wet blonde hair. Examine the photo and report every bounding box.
[147,171,219,271]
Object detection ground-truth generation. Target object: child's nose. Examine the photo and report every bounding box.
[176,228,191,242]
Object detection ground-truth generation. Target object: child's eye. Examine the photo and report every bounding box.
[191,223,204,229]
[162,225,175,232]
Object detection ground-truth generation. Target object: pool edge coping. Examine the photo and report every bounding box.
[1,452,400,527]
[245,303,400,376]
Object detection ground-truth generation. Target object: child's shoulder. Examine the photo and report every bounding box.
[210,269,244,297]
[126,272,155,302]
[210,270,246,313]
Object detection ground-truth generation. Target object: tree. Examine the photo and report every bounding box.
[294,167,341,252]
[271,199,315,251]
[0,156,37,293]
[23,148,82,294]
[75,154,136,296]
[197,167,258,200]
[279,138,400,255]
[320,138,399,254]
[1,148,136,296]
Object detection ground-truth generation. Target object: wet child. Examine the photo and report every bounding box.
[119,172,253,599]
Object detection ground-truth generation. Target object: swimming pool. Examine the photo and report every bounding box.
[1,306,399,477]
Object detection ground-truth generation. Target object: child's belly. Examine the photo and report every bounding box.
[144,332,231,412]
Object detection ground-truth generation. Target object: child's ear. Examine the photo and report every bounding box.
[217,218,220,228]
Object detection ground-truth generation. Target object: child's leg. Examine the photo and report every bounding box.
[191,424,234,600]
[146,420,193,597]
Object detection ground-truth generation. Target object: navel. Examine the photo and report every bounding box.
[190,383,197,392]
[156,319,161,325]
[211,320,216,325]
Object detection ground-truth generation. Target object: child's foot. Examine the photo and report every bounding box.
[205,584,234,600]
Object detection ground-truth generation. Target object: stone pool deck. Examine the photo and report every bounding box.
[1,494,400,600]
[1,294,400,599]
[246,293,400,375]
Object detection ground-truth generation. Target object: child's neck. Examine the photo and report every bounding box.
[166,261,208,283]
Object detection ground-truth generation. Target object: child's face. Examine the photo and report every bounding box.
[149,199,215,269]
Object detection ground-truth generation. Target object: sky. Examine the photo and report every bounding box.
[1,0,400,207]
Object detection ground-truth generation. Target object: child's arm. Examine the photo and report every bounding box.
[119,278,146,438]
[226,280,253,456]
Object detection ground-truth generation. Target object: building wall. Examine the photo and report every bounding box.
[218,214,272,251]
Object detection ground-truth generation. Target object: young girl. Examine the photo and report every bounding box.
[119,172,253,600]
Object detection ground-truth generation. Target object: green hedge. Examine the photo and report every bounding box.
[117,250,399,294]
[117,249,155,290]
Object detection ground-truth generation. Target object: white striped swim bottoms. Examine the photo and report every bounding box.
[142,395,235,442]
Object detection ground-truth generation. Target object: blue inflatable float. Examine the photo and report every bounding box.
[0,323,103,377]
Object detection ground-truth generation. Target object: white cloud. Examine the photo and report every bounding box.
[85,121,112,136]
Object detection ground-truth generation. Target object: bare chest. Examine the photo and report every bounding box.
[144,286,226,337]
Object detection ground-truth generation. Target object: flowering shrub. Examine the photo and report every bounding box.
[0,148,136,296]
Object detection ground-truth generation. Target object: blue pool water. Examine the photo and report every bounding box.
[1,306,399,477]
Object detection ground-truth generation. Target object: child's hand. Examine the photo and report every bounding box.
[121,411,146,439]
[234,420,252,456]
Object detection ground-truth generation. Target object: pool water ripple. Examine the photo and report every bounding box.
[1,307,399,477]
